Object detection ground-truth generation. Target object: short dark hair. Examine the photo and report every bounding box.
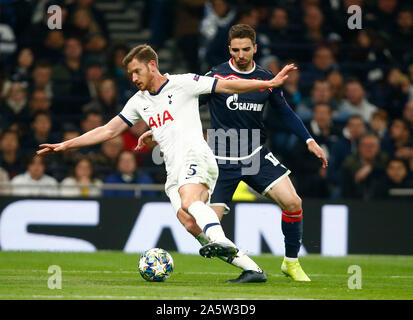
[32,110,52,121]
[345,77,362,86]
[72,155,96,179]
[313,78,330,88]
[34,59,52,70]
[65,36,82,46]
[82,110,102,121]
[26,153,46,168]
[0,129,19,141]
[387,158,408,170]
[228,24,256,45]
[122,44,158,68]
[313,103,332,113]
[314,45,332,55]
[116,150,137,169]
[360,132,379,144]
[372,109,388,122]
[347,114,364,124]
[391,118,410,131]
[398,8,413,16]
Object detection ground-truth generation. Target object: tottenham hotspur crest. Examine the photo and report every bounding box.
[168,94,173,104]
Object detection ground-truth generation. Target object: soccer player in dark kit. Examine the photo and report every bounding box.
[138,24,327,283]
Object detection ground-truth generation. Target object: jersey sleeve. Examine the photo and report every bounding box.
[269,88,313,142]
[118,96,142,127]
[198,70,215,105]
[178,73,218,97]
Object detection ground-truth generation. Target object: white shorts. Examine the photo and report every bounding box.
[165,147,219,214]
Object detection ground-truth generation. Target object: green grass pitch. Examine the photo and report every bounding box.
[0,251,412,300]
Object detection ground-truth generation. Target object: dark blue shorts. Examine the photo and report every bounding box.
[210,146,290,210]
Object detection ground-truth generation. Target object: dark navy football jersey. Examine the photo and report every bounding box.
[201,59,312,160]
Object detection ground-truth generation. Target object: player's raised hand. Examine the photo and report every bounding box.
[37,142,67,155]
[134,130,155,151]
[307,139,328,168]
[269,64,297,87]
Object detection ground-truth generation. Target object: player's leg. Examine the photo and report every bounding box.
[179,182,238,258]
[207,166,266,282]
[177,205,266,282]
[169,183,235,257]
[210,205,266,283]
[265,176,303,258]
[177,208,203,238]
[177,150,238,259]
[177,207,216,246]
[244,147,310,281]
[196,165,238,248]
[265,177,310,281]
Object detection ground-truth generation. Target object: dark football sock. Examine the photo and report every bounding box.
[281,209,303,258]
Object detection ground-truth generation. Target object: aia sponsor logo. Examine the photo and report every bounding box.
[148,110,174,129]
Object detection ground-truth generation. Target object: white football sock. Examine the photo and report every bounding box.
[188,201,235,246]
[196,231,261,272]
[231,251,262,272]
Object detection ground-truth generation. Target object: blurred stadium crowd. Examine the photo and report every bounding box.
[0,0,413,200]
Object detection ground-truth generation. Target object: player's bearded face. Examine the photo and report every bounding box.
[128,59,154,91]
[229,38,257,71]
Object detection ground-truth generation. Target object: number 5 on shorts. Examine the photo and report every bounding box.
[187,164,197,176]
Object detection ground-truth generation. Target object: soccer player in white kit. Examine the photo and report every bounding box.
[37,44,296,259]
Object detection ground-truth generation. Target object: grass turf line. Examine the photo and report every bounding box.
[0,251,412,300]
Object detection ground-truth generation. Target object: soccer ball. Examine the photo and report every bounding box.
[138,248,174,282]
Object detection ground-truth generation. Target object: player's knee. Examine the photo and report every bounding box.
[180,190,201,212]
[284,195,302,212]
[181,198,195,212]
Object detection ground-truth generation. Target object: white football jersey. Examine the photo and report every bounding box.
[119,73,218,173]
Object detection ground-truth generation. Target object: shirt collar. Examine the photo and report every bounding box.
[229,58,256,74]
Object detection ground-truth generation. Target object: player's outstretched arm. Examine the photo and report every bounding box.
[214,64,297,94]
[37,116,130,155]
